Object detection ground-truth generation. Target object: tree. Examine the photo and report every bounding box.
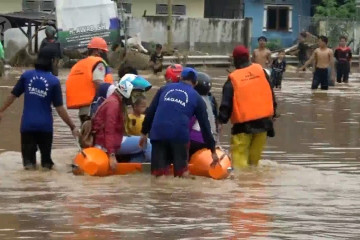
[315,0,356,19]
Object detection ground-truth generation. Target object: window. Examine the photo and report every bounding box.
[122,3,132,14]
[264,6,292,32]
[156,4,186,15]
[156,4,168,15]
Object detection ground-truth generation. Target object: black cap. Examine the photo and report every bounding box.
[36,45,58,66]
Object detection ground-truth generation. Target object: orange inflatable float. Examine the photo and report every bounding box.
[73,148,232,179]
[189,148,232,180]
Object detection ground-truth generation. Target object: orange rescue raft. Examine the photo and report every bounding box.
[73,148,232,180]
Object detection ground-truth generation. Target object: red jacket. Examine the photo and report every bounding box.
[92,93,124,154]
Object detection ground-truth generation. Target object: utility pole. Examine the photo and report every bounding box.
[117,0,128,49]
[167,0,173,50]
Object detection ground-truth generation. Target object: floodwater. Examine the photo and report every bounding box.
[1,67,360,239]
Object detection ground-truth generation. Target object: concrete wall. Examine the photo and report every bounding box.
[0,0,22,13]
[244,0,311,50]
[128,16,250,54]
[131,0,205,18]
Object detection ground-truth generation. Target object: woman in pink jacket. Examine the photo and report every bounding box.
[92,74,151,169]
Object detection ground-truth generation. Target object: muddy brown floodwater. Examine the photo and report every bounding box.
[1,67,360,239]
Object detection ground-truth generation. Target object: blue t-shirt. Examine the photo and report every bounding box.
[11,69,63,133]
[142,82,215,151]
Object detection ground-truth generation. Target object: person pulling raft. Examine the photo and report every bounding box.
[219,45,277,170]
[140,67,219,177]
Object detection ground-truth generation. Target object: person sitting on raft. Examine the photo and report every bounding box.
[90,66,138,116]
[139,68,219,177]
[127,95,147,136]
[92,74,152,169]
[189,72,218,157]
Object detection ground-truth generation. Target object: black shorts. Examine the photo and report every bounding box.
[21,132,54,169]
[312,68,329,90]
[151,140,188,177]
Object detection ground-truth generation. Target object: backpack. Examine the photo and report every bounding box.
[79,119,93,148]
[79,97,105,148]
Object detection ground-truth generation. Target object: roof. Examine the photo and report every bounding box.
[0,11,56,26]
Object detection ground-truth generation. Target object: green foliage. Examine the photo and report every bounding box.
[266,39,282,51]
[315,0,356,19]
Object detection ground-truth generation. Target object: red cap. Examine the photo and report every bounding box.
[233,45,249,59]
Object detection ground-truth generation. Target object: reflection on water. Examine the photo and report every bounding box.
[1,68,360,239]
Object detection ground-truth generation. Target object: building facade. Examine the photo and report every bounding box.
[244,0,311,50]
[119,0,205,18]
[204,0,244,19]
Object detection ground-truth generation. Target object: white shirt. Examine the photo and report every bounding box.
[92,62,106,82]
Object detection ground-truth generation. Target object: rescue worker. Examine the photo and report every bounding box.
[164,64,183,83]
[140,68,219,177]
[66,37,114,124]
[218,45,277,169]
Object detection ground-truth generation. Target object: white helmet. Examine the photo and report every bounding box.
[117,74,152,99]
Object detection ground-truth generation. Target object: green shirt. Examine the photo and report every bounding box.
[0,42,4,60]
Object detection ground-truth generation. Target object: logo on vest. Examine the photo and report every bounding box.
[164,89,189,107]
[28,76,49,98]
[242,71,260,81]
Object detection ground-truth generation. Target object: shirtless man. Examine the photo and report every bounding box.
[300,36,335,90]
[252,36,272,69]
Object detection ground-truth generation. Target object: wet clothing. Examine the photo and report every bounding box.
[336,62,350,83]
[143,82,215,148]
[21,132,53,169]
[142,82,216,176]
[11,69,63,133]
[312,68,329,90]
[92,93,124,155]
[334,47,352,83]
[219,62,276,170]
[271,58,286,88]
[231,132,267,169]
[151,141,188,177]
[218,62,277,136]
[127,114,145,136]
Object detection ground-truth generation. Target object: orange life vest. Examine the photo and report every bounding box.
[66,56,114,109]
[229,63,274,124]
